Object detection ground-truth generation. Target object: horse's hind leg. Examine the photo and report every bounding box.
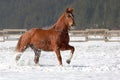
[15,52,22,62]
[15,47,28,62]
[30,44,41,66]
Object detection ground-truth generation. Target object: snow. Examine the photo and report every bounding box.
[0,40,120,80]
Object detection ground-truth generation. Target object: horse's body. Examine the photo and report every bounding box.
[15,8,75,66]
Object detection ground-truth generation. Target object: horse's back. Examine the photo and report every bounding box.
[30,28,53,38]
[28,28,53,51]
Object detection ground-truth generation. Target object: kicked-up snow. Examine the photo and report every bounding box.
[0,40,120,80]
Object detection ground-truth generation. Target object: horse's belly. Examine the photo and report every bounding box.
[33,40,53,51]
[41,44,53,51]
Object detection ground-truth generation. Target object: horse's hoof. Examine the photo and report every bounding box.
[59,64,63,67]
[34,63,40,66]
[15,53,21,61]
[66,59,71,64]
[56,64,63,67]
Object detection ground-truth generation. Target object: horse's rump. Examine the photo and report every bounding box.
[15,30,32,52]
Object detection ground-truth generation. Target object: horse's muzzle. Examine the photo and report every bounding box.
[71,22,76,26]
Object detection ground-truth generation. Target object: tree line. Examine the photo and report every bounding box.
[0,0,119,30]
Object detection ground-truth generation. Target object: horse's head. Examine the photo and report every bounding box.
[55,8,75,30]
[64,8,75,27]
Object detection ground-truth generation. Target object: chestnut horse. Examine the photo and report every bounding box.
[15,8,75,66]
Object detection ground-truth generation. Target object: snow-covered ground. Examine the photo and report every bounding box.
[0,40,120,80]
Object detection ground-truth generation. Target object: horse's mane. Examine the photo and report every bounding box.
[42,24,56,30]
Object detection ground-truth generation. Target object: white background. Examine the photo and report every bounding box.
[0,40,120,80]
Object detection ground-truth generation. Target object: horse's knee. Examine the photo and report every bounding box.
[57,54,62,62]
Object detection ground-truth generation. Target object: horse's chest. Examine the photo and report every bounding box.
[57,33,69,44]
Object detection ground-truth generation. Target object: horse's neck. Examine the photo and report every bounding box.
[53,22,69,33]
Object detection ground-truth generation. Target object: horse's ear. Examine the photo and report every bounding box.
[66,8,74,13]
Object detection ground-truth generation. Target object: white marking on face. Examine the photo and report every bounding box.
[69,13,73,19]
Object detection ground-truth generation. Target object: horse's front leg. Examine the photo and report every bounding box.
[61,45,75,64]
[66,45,75,64]
[55,48,62,66]
[34,49,41,66]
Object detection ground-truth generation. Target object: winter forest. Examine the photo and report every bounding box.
[0,0,120,29]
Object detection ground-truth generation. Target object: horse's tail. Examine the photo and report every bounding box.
[15,32,31,52]
[15,35,22,52]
